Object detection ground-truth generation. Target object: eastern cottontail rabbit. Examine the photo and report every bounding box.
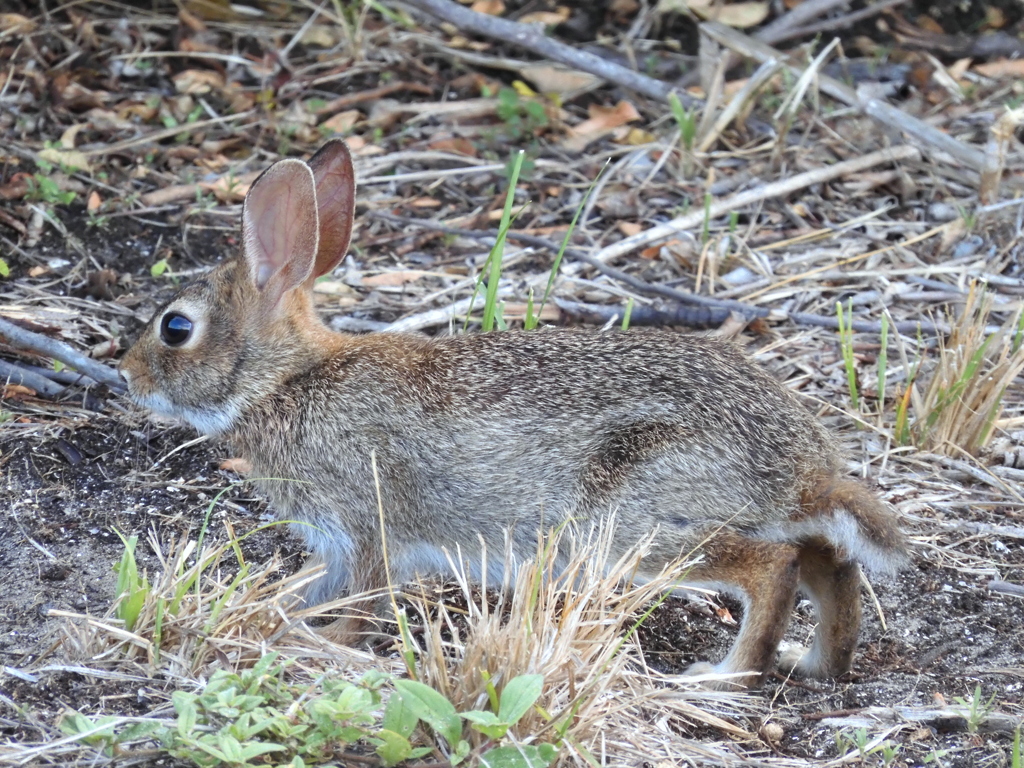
[119,139,908,689]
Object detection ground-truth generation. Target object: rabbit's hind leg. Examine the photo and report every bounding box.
[683,531,800,690]
[779,543,861,678]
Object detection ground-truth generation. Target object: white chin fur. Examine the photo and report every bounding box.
[134,391,239,435]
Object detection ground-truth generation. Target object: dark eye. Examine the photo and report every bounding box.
[160,312,193,346]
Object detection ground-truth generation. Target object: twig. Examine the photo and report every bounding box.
[776,0,909,44]
[587,144,921,264]
[988,580,1024,598]
[369,211,945,336]
[0,360,66,398]
[554,298,731,328]
[397,0,698,106]
[0,316,125,393]
[701,21,987,171]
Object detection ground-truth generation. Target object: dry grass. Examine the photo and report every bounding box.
[398,523,759,765]
[41,517,760,766]
[897,282,1024,456]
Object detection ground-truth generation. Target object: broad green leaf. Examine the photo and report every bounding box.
[480,743,558,768]
[374,728,413,767]
[497,675,544,725]
[462,710,507,739]
[383,690,420,738]
[393,680,462,747]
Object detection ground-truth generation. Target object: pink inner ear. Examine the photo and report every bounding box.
[242,159,319,303]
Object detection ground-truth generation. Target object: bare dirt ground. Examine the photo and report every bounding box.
[3,0,1024,766]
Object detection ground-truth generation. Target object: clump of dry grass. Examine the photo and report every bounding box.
[896,282,1024,456]
[397,522,758,765]
[57,523,380,679]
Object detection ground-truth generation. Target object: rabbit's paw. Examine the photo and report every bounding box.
[778,642,821,678]
[317,615,384,648]
[683,662,756,691]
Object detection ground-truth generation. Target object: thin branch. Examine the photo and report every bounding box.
[397,0,698,106]
[0,360,66,398]
[369,212,946,336]
[701,21,987,171]
[0,316,125,393]
[587,144,921,264]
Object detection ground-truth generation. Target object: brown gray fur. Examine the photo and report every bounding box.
[119,140,908,690]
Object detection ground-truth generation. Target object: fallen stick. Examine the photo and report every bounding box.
[587,144,921,264]
[369,211,945,336]
[0,360,66,398]
[0,316,125,393]
[397,0,696,106]
[701,21,987,171]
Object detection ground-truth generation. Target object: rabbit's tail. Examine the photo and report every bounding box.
[772,477,909,574]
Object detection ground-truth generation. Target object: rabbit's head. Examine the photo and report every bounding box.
[119,140,356,435]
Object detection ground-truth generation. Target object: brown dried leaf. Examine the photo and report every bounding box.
[470,0,505,14]
[362,270,435,287]
[974,58,1024,78]
[87,191,101,212]
[0,13,36,34]
[321,109,362,134]
[173,69,225,94]
[428,137,478,156]
[564,100,641,151]
[656,0,768,28]
[518,8,570,24]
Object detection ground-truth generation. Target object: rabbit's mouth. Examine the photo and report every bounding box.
[128,388,240,436]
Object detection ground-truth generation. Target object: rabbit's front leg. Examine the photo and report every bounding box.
[315,536,391,646]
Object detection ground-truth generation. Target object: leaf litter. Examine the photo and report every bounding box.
[1,0,1024,765]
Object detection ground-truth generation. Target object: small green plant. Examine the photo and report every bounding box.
[26,173,77,206]
[1012,725,1021,768]
[953,684,997,733]
[0,257,9,278]
[150,258,170,278]
[496,87,549,140]
[834,727,901,766]
[836,299,860,410]
[61,654,553,768]
[466,150,526,333]
[668,92,697,151]
[621,297,634,331]
[112,532,150,632]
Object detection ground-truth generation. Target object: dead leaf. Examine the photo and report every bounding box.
[301,24,338,47]
[428,137,478,156]
[184,0,238,21]
[0,13,36,34]
[517,63,603,96]
[321,109,362,134]
[656,0,768,28]
[173,69,225,94]
[564,100,641,151]
[470,0,505,14]
[518,8,570,24]
[948,57,972,80]
[2,385,36,398]
[39,146,91,173]
[202,170,262,202]
[410,198,442,208]
[974,59,1024,78]
[362,270,435,287]
[620,222,644,237]
[87,191,101,212]
[619,127,657,145]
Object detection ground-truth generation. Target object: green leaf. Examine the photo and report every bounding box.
[393,680,462,746]
[151,258,169,278]
[383,689,420,738]
[497,675,544,725]
[374,728,413,767]
[480,743,557,768]
[173,692,198,737]
[0,258,9,278]
[462,710,508,740]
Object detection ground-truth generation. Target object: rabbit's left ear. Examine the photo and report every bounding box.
[305,139,356,287]
[242,158,320,308]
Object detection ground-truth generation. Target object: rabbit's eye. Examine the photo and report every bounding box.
[160,312,193,346]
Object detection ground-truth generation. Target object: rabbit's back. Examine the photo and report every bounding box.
[233,329,839,564]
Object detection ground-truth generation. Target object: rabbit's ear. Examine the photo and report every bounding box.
[242,158,320,307]
[305,139,355,286]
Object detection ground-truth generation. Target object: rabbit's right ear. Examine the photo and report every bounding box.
[305,139,356,286]
[242,159,320,309]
